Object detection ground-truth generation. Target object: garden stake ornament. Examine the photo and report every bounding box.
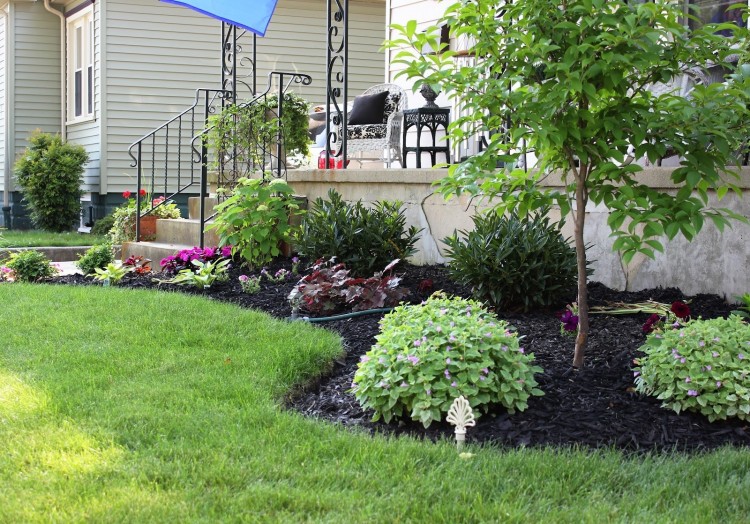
[446,396,475,449]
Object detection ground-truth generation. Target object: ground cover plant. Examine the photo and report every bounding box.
[389,0,750,368]
[2,283,750,523]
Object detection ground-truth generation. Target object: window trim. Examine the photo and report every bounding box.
[66,5,95,125]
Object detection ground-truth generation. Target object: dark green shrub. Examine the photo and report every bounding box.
[76,244,115,275]
[295,189,421,276]
[3,250,57,282]
[14,131,89,232]
[91,213,116,236]
[444,209,579,312]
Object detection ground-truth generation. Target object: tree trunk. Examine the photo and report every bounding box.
[572,175,589,369]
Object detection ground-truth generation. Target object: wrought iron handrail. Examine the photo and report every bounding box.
[127,88,232,242]
[190,71,312,247]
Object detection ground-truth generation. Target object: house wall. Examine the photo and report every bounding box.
[288,167,750,299]
[65,0,102,194]
[102,0,386,196]
[0,8,6,194]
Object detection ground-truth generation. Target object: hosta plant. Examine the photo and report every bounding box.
[634,315,750,422]
[444,209,579,312]
[287,258,409,314]
[165,258,231,289]
[93,263,131,286]
[352,292,544,427]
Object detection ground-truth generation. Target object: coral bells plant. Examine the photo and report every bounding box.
[634,315,750,422]
[352,292,544,427]
[288,258,409,314]
[160,246,232,276]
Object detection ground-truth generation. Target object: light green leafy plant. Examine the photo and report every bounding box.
[634,315,750,422]
[388,0,750,368]
[3,250,57,282]
[352,292,543,428]
[208,178,303,269]
[107,193,181,244]
[93,263,131,286]
[76,243,115,275]
[166,258,230,289]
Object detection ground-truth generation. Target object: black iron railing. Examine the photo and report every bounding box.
[127,88,232,243]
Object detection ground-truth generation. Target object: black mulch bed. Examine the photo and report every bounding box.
[47,259,749,453]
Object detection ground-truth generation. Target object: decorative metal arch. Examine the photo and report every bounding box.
[325,0,348,168]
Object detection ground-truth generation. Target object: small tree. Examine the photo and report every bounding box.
[389,0,750,368]
[14,130,89,232]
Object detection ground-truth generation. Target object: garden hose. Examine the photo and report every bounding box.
[291,307,397,323]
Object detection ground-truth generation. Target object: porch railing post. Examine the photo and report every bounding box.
[200,90,210,249]
[136,143,142,242]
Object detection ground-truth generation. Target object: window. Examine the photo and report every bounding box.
[688,1,749,30]
[66,6,94,122]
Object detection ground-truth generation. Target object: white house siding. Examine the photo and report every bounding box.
[103,0,385,193]
[65,0,102,193]
[0,9,6,193]
[12,1,62,163]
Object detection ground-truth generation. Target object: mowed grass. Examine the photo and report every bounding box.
[1,285,749,523]
[0,229,106,248]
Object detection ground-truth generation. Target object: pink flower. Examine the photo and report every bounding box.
[451,381,458,388]
[687,390,699,397]
[444,369,451,379]
[360,355,370,363]
[685,377,691,383]
[413,339,422,347]
[446,358,451,364]
[407,355,419,365]
[221,246,232,257]
[122,190,132,199]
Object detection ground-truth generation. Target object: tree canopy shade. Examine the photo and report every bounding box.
[159,0,279,36]
[387,0,750,368]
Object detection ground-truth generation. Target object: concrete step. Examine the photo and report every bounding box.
[187,196,219,220]
[121,241,194,267]
[155,218,219,246]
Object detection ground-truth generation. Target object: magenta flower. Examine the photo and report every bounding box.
[560,310,579,332]
[239,274,249,283]
[221,246,232,257]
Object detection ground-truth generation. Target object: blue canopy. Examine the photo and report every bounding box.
[160,0,278,37]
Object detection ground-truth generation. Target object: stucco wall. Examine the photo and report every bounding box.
[288,167,750,299]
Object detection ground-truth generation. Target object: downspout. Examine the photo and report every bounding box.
[42,0,65,141]
[2,2,10,224]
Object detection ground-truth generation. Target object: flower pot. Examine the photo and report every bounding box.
[139,215,157,241]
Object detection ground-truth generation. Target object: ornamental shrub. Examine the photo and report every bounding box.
[352,292,543,427]
[295,189,421,276]
[90,213,116,236]
[3,250,57,282]
[76,243,115,275]
[208,178,303,269]
[444,209,579,312]
[14,131,89,232]
[634,315,750,422]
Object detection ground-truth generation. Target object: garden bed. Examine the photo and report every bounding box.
[48,259,748,452]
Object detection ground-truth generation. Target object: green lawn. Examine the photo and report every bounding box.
[1,284,748,523]
[0,230,106,248]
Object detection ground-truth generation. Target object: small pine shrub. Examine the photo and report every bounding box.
[91,213,116,236]
[295,189,421,277]
[352,293,544,427]
[3,250,57,282]
[76,244,115,275]
[444,209,579,312]
[14,131,89,232]
[634,315,750,422]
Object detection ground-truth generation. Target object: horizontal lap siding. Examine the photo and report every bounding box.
[66,1,102,193]
[0,12,6,192]
[104,0,385,192]
[12,2,62,175]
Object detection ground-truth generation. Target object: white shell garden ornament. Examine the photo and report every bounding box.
[446,396,476,448]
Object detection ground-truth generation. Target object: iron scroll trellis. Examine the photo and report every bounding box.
[325,0,348,168]
[222,22,257,103]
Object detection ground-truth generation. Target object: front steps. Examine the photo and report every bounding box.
[121,197,219,266]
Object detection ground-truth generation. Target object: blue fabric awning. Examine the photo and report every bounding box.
[160,0,278,37]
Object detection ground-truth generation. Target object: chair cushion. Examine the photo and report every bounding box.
[383,92,401,123]
[348,91,390,125]
[346,124,387,140]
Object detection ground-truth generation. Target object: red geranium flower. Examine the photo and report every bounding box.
[139,189,147,197]
[122,190,132,199]
[670,301,690,319]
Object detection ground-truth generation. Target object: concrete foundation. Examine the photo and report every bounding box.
[288,167,750,300]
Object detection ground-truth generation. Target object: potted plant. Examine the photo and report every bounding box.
[107,190,181,243]
[207,92,310,176]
